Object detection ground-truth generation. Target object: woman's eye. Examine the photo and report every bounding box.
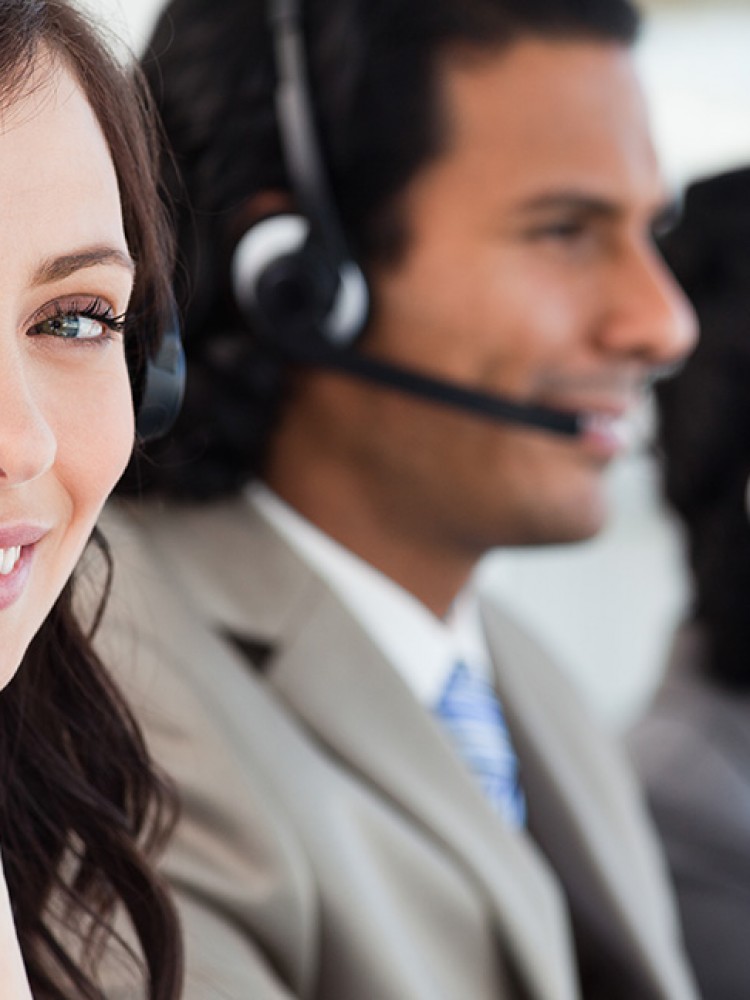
[26,302,126,342]
[30,314,107,340]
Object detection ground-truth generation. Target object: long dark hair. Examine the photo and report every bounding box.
[0,2,182,997]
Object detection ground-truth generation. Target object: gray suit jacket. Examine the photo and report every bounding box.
[93,498,697,1000]
[631,623,750,1000]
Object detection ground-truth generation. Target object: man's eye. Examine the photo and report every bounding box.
[534,220,587,240]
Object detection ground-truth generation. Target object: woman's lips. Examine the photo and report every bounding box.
[0,543,35,611]
[0,524,49,549]
[0,525,48,611]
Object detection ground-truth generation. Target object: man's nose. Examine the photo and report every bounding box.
[598,239,699,367]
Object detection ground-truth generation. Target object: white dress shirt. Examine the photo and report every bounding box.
[246,483,493,709]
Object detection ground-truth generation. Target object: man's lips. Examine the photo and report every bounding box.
[579,410,639,451]
[535,391,649,453]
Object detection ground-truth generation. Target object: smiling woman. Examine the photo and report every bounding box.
[0,2,181,999]
[0,56,135,675]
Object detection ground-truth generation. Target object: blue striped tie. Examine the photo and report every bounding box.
[434,661,525,827]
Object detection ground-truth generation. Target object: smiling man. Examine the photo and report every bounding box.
[98,0,699,998]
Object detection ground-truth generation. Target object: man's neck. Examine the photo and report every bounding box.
[263,473,476,619]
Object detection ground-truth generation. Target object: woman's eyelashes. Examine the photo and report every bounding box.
[26,296,127,344]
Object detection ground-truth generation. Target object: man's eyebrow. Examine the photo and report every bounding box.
[516,191,681,227]
[516,192,623,220]
[31,245,135,287]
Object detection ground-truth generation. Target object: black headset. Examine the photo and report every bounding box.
[231,0,369,357]
[135,302,186,442]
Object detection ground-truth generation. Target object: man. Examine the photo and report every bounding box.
[98,0,699,996]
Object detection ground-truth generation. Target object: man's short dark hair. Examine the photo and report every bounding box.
[122,0,640,499]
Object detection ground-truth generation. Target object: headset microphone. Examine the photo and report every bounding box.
[232,214,582,438]
[232,0,583,440]
[299,349,583,436]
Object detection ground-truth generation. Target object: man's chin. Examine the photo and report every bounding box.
[527,496,610,547]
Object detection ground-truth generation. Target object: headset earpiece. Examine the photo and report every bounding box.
[232,213,368,352]
[135,307,187,442]
[229,0,369,358]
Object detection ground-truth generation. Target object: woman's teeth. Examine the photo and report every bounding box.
[0,546,22,576]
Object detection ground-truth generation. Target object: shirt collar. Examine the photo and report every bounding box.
[247,482,491,706]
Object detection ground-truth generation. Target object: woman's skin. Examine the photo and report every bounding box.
[0,49,135,686]
[0,50,138,995]
[0,854,30,999]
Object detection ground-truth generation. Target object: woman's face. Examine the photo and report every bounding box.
[0,54,135,683]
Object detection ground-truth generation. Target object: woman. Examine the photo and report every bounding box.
[0,2,181,998]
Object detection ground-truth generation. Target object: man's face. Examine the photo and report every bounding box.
[275,39,696,564]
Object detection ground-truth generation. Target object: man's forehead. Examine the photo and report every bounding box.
[430,39,663,204]
[440,38,647,143]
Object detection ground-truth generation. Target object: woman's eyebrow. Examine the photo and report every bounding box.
[31,245,135,286]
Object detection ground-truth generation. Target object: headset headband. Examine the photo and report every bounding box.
[267,0,348,266]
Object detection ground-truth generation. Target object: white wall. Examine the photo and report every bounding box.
[87,0,750,729]
[81,0,158,51]
[638,3,750,187]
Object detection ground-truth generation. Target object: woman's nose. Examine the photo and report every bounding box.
[0,361,57,488]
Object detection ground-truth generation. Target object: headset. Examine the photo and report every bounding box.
[135,303,186,442]
[230,0,583,438]
[231,0,368,353]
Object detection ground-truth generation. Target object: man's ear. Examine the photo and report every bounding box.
[227,189,297,251]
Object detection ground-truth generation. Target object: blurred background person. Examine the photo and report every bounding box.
[631,165,750,1000]
[0,1,183,997]
[95,0,700,997]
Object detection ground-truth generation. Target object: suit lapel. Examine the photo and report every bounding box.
[144,499,580,999]
[481,599,697,1000]
[259,564,579,1000]
[122,498,694,1000]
